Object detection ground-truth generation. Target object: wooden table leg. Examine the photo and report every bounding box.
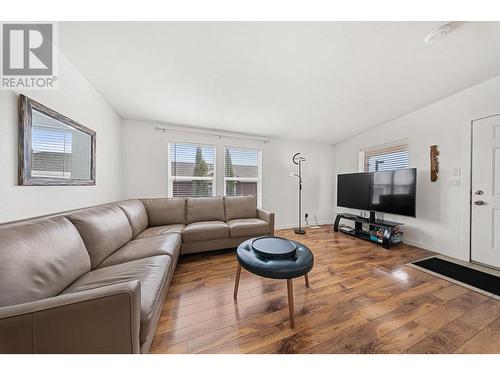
[233,263,242,300]
[287,279,295,329]
[304,273,310,288]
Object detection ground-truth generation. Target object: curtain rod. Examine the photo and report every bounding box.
[154,126,269,144]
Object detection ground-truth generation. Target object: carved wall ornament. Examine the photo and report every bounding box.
[430,145,439,182]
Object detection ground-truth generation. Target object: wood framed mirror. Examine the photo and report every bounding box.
[18,94,96,186]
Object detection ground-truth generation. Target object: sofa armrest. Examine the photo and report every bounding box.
[0,281,141,354]
[257,208,275,236]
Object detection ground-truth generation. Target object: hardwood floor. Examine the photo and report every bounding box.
[150,226,500,354]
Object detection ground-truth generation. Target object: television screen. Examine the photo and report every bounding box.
[337,168,416,217]
[336,172,371,211]
[370,169,416,217]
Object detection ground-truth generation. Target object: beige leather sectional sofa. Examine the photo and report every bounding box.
[0,196,274,354]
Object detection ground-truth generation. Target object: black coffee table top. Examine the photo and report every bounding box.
[251,236,297,259]
[236,237,314,280]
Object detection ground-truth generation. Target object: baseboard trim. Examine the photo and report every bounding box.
[275,221,333,231]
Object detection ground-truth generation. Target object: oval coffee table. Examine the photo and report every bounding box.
[233,237,314,328]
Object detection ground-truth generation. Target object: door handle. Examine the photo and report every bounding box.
[474,200,485,206]
[475,190,484,195]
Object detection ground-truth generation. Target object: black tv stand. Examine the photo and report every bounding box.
[333,212,403,249]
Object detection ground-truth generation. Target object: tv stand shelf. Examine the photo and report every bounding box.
[333,213,404,249]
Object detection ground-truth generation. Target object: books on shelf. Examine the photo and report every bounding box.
[369,227,404,244]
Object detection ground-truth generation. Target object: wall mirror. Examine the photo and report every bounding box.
[19,94,96,186]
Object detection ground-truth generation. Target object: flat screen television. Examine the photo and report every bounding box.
[337,168,416,217]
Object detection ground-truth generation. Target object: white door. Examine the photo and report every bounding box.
[471,114,500,268]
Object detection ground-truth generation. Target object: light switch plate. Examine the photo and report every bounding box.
[452,168,461,177]
[448,179,460,187]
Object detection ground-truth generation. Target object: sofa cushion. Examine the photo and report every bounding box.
[98,234,181,268]
[69,206,133,269]
[136,224,185,239]
[62,256,171,344]
[224,196,257,221]
[142,198,186,226]
[0,218,90,307]
[118,200,149,238]
[186,197,225,224]
[227,218,270,238]
[182,221,229,243]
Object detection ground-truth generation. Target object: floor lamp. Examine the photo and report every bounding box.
[292,152,307,235]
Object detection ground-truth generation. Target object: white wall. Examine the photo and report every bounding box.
[122,120,335,229]
[332,75,500,261]
[0,51,123,223]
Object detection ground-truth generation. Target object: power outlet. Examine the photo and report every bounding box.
[448,179,460,187]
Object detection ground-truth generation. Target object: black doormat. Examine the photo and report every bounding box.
[412,257,500,296]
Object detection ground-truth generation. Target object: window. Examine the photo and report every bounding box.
[169,142,215,197]
[362,142,409,172]
[224,146,261,204]
[167,141,262,202]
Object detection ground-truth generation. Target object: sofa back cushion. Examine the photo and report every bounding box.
[69,206,132,268]
[142,198,186,226]
[118,200,148,238]
[186,197,225,224]
[224,196,257,221]
[0,218,90,307]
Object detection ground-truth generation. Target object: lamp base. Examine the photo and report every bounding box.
[294,228,306,235]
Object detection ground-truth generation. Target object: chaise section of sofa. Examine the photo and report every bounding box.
[65,201,180,353]
[0,196,274,354]
[0,216,141,353]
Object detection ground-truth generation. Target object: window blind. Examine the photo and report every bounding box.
[364,143,409,172]
[169,143,215,197]
[31,125,73,178]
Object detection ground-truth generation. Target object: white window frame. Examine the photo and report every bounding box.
[223,145,262,207]
[167,141,217,198]
[359,140,409,172]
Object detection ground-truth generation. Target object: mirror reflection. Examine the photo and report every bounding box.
[31,109,92,179]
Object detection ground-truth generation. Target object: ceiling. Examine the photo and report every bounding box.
[58,22,500,144]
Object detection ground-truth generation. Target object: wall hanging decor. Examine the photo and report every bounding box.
[430,145,439,182]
